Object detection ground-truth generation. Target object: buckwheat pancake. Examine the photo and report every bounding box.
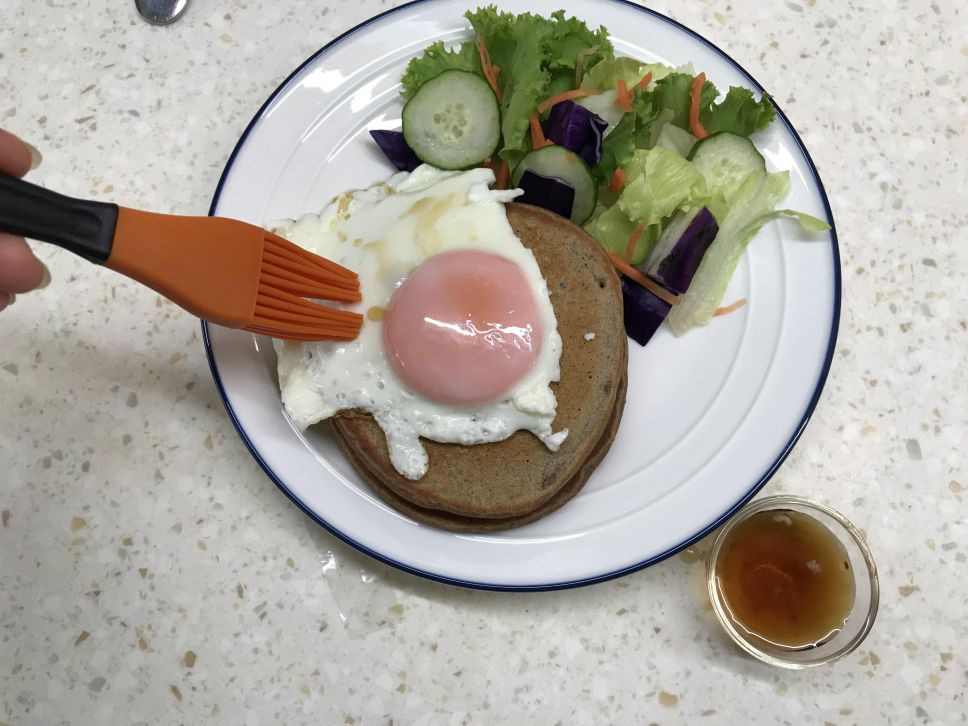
[334,373,626,532]
[332,203,627,519]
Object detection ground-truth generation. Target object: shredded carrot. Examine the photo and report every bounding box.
[607,168,626,193]
[495,159,509,190]
[477,35,494,85]
[689,72,709,140]
[487,68,502,101]
[624,222,646,264]
[633,71,653,92]
[476,34,491,79]
[574,45,599,88]
[476,33,488,65]
[607,252,680,306]
[714,298,747,316]
[615,78,634,113]
[477,34,502,101]
[530,114,552,149]
[537,88,600,114]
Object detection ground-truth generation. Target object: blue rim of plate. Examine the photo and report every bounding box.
[202,0,841,592]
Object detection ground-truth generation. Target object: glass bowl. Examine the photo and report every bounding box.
[706,495,879,669]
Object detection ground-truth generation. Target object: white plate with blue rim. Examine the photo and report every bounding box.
[203,0,840,590]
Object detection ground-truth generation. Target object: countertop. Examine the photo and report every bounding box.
[1,0,966,724]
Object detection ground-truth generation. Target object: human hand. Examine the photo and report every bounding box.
[1,129,49,312]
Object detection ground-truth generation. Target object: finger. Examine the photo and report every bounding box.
[0,233,47,293]
[0,292,12,312]
[0,129,33,177]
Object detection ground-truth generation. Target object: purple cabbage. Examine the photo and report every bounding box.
[623,207,719,346]
[516,170,576,220]
[544,101,607,166]
[646,207,719,295]
[621,277,672,346]
[369,129,421,172]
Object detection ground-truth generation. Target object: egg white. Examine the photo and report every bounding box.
[271,166,568,480]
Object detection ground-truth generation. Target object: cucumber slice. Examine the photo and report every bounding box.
[402,70,500,170]
[687,132,766,193]
[511,146,598,224]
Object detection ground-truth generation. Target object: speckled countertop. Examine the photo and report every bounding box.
[1,0,966,724]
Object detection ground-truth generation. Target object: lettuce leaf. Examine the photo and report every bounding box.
[545,10,612,71]
[617,147,708,227]
[582,65,777,146]
[594,113,636,184]
[468,7,611,73]
[650,72,718,131]
[653,122,698,158]
[702,86,776,136]
[580,58,676,91]
[546,69,576,100]
[400,41,482,100]
[646,73,776,136]
[497,31,553,163]
[583,203,661,265]
[586,146,707,263]
[666,171,829,334]
[464,7,614,164]
[580,57,645,90]
[592,91,663,184]
[771,209,831,232]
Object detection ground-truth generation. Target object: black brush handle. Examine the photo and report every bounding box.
[0,172,119,264]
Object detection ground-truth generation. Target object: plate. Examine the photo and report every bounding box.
[204,0,840,590]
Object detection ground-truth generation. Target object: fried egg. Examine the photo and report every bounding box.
[271,165,568,480]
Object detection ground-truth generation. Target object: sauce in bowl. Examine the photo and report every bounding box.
[706,496,879,668]
[715,509,855,650]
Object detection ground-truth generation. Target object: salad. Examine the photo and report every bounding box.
[369,6,829,345]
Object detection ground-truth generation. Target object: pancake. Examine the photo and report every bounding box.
[332,203,628,518]
[335,372,626,532]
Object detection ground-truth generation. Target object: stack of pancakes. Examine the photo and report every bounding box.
[333,204,628,532]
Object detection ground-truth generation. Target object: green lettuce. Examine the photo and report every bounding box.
[545,69,576,100]
[666,171,829,334]
[400,41,482,99]
[594,114,636,184]
[650,73,718,131]
[583,203,660,264]
[465,7,612,163]
[472,8,553,163]
[544,10,612,71]
[652,122,698,158]
[593,91,663,184]
[580,57,649,90]
[585,146,709,264]
[580,58,677,90]
[617,147,708,226]
[461,7,612,76]
[643,73,775,136]
[702,86,776,136]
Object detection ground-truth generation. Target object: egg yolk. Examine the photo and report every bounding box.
[383,250,543,405]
